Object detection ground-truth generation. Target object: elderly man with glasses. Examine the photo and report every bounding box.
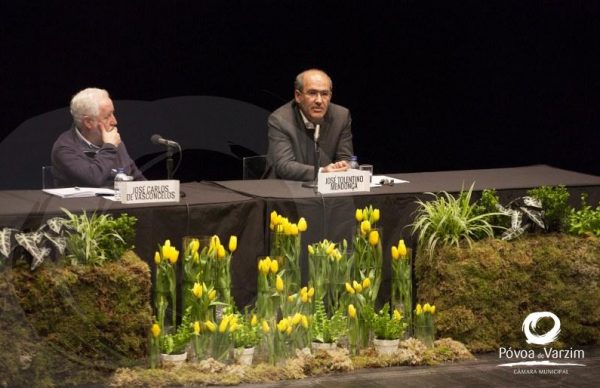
[267,69,354,181]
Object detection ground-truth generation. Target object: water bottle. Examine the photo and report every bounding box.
[349,155,359,170]
[114,168,127,200]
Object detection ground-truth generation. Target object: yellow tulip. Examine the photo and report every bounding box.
[192,251,199,263]
[205,320,217,333]
[167,246,180,264]
[219,316,230,333]
[292,313,302,326]
[228,235,237,253]
[217,244,226,259]
[151,323,160,337]
[286,326,293,336]
[345,282,355,294]
[261,320,270,333]
[333,249,342,261]
[415,304,423,315]
[290,224,299,236]
[355,208,364,222]
[354,283,363,293]
[154,251,161,264]
[398,240,407,257]
[393,309,402,321]
[362,277,371,289]
[326,242,336,255]
[283,222,293,235]
[251,314,258,326]
[360,220,371,235]
[277,318,288,333]
[270,259,279,274]
[368,230,379,246]
[301,293,308,303]
[301,315,309,329]
[270,210,278,225]
[193,321,201,335]
[288,294,296,303]
[352,280,360,289]
[348,304,357,319]
[298,217,307,232]
[192,282,203,298]
[276,275,284,292]
[208,289,217,301]
[391,246,399,260]
[308,245,315,255]
[189,239,200,254]
[161,240,171,258]
[362,209,368,222]
[424,303,432,313]
[431,305,436,314]
[276,224,283,233]
[371,208,380,223]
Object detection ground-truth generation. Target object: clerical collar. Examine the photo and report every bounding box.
[75,127,100,149]
[299,109,316,130]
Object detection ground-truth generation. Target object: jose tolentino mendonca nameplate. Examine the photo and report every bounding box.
[317,170,370,194]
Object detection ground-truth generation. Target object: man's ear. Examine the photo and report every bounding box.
[82,116,94,130]
[294,89,302,104]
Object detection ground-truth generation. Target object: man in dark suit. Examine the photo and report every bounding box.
[51,88,145,187]
[267,69,354,181]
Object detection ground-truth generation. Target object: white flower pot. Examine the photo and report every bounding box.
[234,347,255,366]
[373,338,399,356]
[160,351,188,366]
[311,342,337,352]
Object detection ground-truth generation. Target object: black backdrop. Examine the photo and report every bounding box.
[1,0,600,184]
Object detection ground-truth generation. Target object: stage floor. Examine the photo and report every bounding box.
[242,346,600,388]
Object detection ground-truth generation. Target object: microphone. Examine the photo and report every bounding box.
[151,134,179,147]
[314,124,320,142]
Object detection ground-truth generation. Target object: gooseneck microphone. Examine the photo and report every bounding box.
[151,134,179,147]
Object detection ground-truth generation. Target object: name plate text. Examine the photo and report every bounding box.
[317,170,370,194]
[119,180,180,204]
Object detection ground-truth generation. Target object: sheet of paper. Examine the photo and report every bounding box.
[43,187,115,198]
[370,175,409,188]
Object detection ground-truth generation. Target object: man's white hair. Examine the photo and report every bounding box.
[70,87,110,128]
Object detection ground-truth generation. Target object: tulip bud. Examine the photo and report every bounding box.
[270,259,279,274]
[371,208,380,223]
[398,240,407,257]
[154,251,161,264]
[208,289,217,301]
[151,323,161,337]
[362,277,371,289]
[298,217,308,232]
[192,282,203,298]
[345,282,355,294]
[276,276,284,293]
[251,314,258,326]
[217,244,226,259]
[355,208,364,222]
[228,235,238,253]
[391,246,399,260]
[261,320,270,333]
[348,304,357,319]
[360,220,371,235]
[308,245,315,255]
[193,321,201,335]
[368,230,379,246]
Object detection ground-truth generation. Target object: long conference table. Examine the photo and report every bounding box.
[1,164,600,308]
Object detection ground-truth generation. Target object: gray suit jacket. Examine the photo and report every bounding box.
[267,101,354,181]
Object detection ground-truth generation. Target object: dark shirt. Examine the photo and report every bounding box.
[51,127,145,187]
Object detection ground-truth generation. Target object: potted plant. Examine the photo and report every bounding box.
[160,310,192,365]
[310,299,347,352]
[372,303,406,356]
[232,313,260,365]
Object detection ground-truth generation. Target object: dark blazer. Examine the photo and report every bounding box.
[267,101,354,181]
[51,127,145,187]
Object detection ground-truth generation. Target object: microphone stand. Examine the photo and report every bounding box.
[166,145,175,180]
[302,136,320,190]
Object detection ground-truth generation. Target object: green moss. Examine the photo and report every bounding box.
[1,251,152,386]
[416,235,600,351]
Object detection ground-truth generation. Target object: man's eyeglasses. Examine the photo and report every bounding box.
[299,89,332,99]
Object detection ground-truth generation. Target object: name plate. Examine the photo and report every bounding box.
[119,180,180,204]
[317,170,370,194]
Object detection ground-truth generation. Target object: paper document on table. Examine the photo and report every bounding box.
[371,175,409,188]
[43,187,115,198]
